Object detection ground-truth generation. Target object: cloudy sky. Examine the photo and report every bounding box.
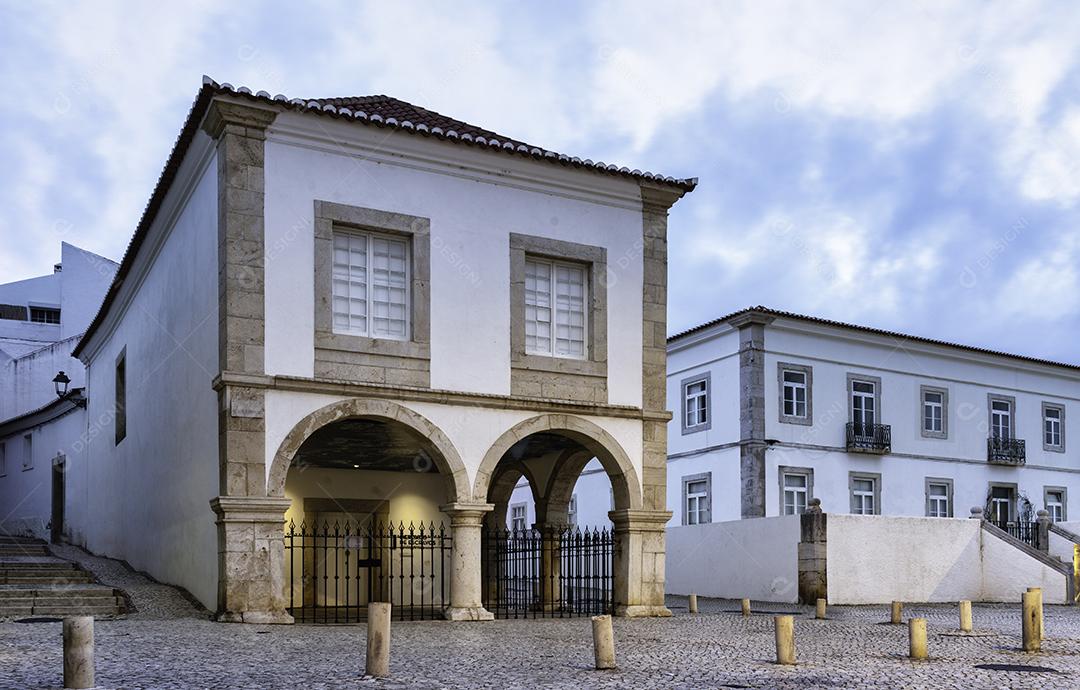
[2,1,1079,362]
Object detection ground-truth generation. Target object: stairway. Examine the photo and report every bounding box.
[0,536,125,619]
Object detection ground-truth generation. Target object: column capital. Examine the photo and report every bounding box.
[608,509,673,531]
[201,98,278,139]
[210,496,291,522]
[440,502,495,526]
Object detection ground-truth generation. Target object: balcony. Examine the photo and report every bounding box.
[987,436,1026,465]
[845,423,891,454]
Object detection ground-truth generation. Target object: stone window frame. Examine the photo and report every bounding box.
[987,393,1016,440]
[1044,486,1067,522]
[848,471,881,515]
[1041,402,1066,452]
[778,465,814,515]
[987,481,1018,522]
[314,200,431,360]
[924,477,954,518]
[847,373,883,425]
[681,472,712,526]
[919,385,949,439]
[114,346,127,445]
[680,371,712,435]
[777,362,813,426]
[509,233,607,377]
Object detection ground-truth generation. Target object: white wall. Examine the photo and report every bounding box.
[262,114,646,405]
[826,514,1069,604]
[665,516,801,602]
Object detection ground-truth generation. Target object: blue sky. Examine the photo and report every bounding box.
[2,1,1079,361]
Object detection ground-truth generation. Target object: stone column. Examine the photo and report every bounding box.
[728,311,775,518]
[1036,510,1051,553]
[210,496,294,623]
[797,499,827,604]
[441,503,495,621]
[609,509,673,617]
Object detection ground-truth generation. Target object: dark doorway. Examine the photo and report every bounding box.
[50,456,65,544]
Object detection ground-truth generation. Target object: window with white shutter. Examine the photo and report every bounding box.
[332,230,410,340]
[524,258,587,358]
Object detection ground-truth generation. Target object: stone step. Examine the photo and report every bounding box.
[0,549,50,557]
[31,596,123,608]
[0,576,97,585]
[0,605,33,617]
[0,586,117,598]
[30,603,122,616]
[0,564,80,574]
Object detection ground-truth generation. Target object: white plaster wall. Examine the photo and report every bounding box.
[75,146,220,609]
[666,329,740,456]
[1047,529,1078,574]
[0,335,84,421]
[262,115,645,405]
[58,243,118,340]
[826,515,1069,604]
[665,516,801,602]
[667,446,740,525]
[0,273,60,356]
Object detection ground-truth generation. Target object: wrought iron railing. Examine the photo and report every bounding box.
[988,519,1041,549]
[284,520,451,623]
[987,436,1026,465]
[845,422,891,454]
[482,525,614,619]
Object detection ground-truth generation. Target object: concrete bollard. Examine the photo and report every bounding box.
[908,618,928,660]
[959,600,972,632]
[63,617,94,690]
[688,594,698,614]
[365,602,391,678]
[1027,587,1044,640]
[741,598,752,616]
[1021,591,1041,653]
[774,615,796,665]
[890,601,903,624]
[591,615,616,670]
[815,598,827,620]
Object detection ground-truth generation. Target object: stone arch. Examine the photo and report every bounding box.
[267,397,471,504]
[485,462,542,530]
[541,449,596,525]
[474,414,643,511]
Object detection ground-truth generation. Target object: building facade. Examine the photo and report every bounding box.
[13,78,696,623]
[524,307,1080,534]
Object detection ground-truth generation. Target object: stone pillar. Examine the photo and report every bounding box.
[441,503,495,621]
[210,496,294,624]
[729,311,774,518]
[610,509,673,617]
[798,499,827,604]
[534,521,568,612]
[1036,510,1051,553]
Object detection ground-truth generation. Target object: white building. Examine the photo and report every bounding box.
[0,77,695,624]
[0,242,118,541]
[521,306,1080,533]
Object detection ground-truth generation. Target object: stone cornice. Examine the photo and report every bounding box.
[201,98,278,139]
[727,310,777,330]
[608,509,674,529]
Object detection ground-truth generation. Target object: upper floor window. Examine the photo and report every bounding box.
[681,373,711,434]
[524,258,587,358]
[115,349,127,445]
[332,230,410,340]
[1043,403,1065,452]
[849,377,879,429]
[783,370,807,418]
[1045,488,1066,522]
[989,396,1013,440]
[921,387,947,438]
[22,433,33,471]
[682,473,711,525]
[510,503,528,532]
[29,307,60,324]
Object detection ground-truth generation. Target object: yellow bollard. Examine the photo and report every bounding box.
[774,615,796,665]
[1022,591,1041,653]
[959,600,972,632]
[890,601,903,624]
[688,594,698,614]
[815,598,826,620]
[908,618,928,660]
[741,598,752,616]
[1027,587,1044,640]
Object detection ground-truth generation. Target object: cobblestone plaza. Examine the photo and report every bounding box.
[2,548,1079,689]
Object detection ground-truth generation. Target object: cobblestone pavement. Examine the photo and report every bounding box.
[3,592,1080,689]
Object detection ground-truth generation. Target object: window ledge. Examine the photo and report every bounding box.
[316,331,431,360]
[511,353,606,378]
[778,415,812,427]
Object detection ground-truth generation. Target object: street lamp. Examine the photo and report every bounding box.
[52,371,86,407]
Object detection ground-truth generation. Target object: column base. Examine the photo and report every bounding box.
[216,609,295,624]
[616,604,673,618]
[444,606,495,621]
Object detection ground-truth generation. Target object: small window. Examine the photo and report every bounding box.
[682,473,711,525]
[989,397,1013,440]
[681,373,711,434]
[920,386,948,439]
[778,363,813,425]
[779,467,813,515]
[567,494,578,527]
[0,442,5,476]
[851,379,877,429]
[115,350,127,445]
[926,478,953,518]
[524,257,587,358]
[510,503,528,532]
[849,473,880,515]
[332,229,411,340]
[29,307,60,324]
[783,371,807,418]
[1043,404,1065,452]
[1045,488,1066,522]
[22,433,33,471]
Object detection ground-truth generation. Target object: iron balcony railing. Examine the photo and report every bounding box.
[845,422,891,454]
[987,436,1026,465]
[988,519,1041,549]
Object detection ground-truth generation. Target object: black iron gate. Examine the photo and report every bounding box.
[285,520,451,623]
[482,526,615,618]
